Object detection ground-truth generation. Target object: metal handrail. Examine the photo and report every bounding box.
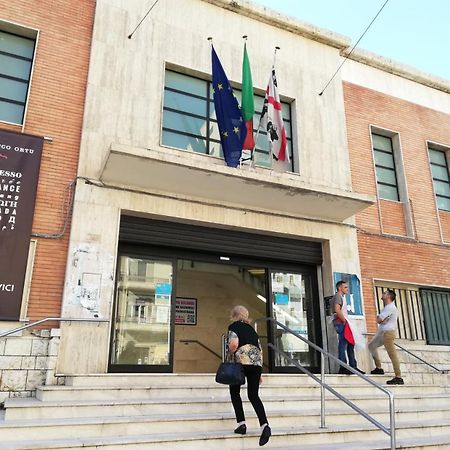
[0,317,110,338]
[255,317,396,450]
[179,339,222,361]
[365,332,448,374]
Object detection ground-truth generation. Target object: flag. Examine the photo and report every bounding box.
[241,43,255,150]
[260,67,288,162]
[211,46,247,168]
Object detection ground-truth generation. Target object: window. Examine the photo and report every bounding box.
[372,133,400,201]
[428,147,450,212]
[162,70,293,170]
[0,29,35,124]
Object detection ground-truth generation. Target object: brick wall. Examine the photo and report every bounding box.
[0,1,95,321]
[344,82,450,332]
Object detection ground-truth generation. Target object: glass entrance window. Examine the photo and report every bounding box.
[110,256,173,368]
[271,271,318,369]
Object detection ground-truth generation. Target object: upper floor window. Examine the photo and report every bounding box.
[162,70,293,170]
[372,133,400,201]
[0,29,35,125]
[428,147,450,212]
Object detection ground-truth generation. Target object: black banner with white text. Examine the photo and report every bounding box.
[0,129,43,320]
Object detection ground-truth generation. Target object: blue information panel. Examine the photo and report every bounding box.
[333,272,363,316]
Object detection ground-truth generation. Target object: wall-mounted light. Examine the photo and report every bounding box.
[219,256,230,261]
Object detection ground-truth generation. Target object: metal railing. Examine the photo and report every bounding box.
[365,332,449,374]
[255,317,396,450]
[179,339,222,361]
[0,317,110,338]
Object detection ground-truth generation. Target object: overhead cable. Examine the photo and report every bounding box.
[319,0,391,96]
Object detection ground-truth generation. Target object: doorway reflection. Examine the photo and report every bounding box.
[271,271,318,369]
[110,256,173,370]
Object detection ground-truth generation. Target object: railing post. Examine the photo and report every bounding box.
[389,393,396,450]
[320,352,326,428]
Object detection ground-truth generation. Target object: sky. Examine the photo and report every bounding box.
[251,0,450,81]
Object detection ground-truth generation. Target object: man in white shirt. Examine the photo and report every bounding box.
[369,289,404,385]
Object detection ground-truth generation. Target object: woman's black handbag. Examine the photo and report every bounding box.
[215,332,245,385]
[215,361,245,385]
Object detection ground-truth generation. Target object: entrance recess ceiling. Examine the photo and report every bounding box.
[120,216,322,265]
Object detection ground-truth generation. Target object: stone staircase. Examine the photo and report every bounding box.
[1,371,450,449]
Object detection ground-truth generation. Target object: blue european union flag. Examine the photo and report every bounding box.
[211,46,247,168]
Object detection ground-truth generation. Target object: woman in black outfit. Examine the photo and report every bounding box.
[227,305,271,446]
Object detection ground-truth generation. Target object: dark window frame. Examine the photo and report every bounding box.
[372,133,400,201]
[162,69,294,171]
[428,147,450,212]
[0,29,36,125]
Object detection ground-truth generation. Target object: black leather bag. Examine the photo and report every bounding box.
[215,361,245,385]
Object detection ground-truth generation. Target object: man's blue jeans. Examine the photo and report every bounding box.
[335,322,356,368]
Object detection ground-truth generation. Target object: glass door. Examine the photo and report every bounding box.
[270,269,320,371]
[109,255,175,372]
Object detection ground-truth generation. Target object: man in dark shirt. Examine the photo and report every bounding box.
[331,280,363,375]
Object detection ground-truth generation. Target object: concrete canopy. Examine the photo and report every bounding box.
[100,143,374,223]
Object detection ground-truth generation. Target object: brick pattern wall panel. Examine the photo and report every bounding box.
[0,1,95,320]
[379,200,407,236]
[440,211,450,243]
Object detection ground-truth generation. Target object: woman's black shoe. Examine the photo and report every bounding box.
[259,425,271,446]
[234,424,247,435]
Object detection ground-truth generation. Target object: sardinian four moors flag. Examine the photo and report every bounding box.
[211,46,247,168]
[260,67,288,162]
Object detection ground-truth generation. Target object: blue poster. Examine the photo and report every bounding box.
[333,272,363,316]
[275,293,289,305]
[155,283,172,296]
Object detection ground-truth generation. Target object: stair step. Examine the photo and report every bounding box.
[2,406,450,441]
[7,391,450,420]
[34,383,443,401]
[267,433,450,449]
[0,421,449,449]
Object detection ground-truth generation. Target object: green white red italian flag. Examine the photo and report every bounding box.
[241,43,255,150]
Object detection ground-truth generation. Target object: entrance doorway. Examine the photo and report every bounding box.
[108,250,322,373]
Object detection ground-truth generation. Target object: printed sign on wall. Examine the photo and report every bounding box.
[0,129,43,320]
[175,297,197,325]
[333,272,364,316]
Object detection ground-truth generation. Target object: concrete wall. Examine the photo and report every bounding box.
[58,0,371,374]
[58,180,365,373]
[79,0,352,190]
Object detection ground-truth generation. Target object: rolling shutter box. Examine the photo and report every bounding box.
[119,216,322,265]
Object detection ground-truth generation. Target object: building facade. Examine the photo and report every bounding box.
[56,0,373,376]
[343,56,450,343]
[1,0,449,393]
[0,0,94,399]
